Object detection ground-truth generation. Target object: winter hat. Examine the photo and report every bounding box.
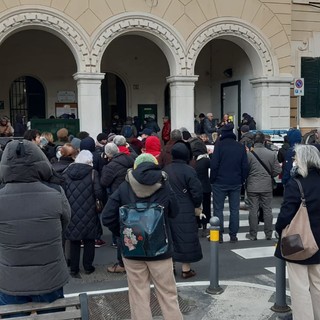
[180,127,192,141]
[96,133,108,143]
[171,142,191,162]
[113,135,127,146]
[107,133,116,142]
[104,142,119,158]
[145,136,161,157]
[75,150,93,165]
[80,136,95,152]
[287,129,302,147]
[70,137,81,150]
[140,128,153,136]
[134,153,158,169]
[240,125,250,133]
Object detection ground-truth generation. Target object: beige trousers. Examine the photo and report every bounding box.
[123,257,183,320]
[287,262,320,320]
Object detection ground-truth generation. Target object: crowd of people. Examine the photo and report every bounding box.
[0,111,319,320]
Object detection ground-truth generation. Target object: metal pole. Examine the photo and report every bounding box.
[271,255,291,313]
[206,216,224,295]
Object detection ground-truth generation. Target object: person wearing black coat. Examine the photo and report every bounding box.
[102,154,183,320]
[275,144,320,320]
[164,141,203,279]
[100,142,134,273]
[210,123,248,243]
[63,150,104,277]
[190,137,212,235]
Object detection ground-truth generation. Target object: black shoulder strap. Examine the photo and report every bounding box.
[294,178,305,203]
[251,150,272,177]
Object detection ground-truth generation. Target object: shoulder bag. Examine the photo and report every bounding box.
[280,178,319,260]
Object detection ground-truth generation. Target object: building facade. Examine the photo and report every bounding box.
[0,0,319,138]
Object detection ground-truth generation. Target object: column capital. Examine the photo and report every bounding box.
[166,75,199,84]
[73,72,105,81]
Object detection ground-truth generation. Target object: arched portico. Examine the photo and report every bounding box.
[0,8,90,73]
[187,19,292,129]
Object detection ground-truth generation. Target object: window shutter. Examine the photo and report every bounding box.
[301,57,320,117]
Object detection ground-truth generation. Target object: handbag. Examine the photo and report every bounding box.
[91,170,103,214]
[251,151,277,190]
[280,178,319,260]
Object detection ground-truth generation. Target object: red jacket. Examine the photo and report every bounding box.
[161,121,171,143]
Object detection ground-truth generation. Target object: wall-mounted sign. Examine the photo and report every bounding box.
[294,78,304,96]
[57,91,76,103]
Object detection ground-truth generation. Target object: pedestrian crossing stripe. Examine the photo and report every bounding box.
[231,246,275,259]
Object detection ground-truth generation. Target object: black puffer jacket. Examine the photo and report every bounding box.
[102,162,179,261]
[0,140,71,295]
[164,142,203,263]
[100,153,134,194]
[63,163,103,241]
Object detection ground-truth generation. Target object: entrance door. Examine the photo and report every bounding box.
[221,81,241,128]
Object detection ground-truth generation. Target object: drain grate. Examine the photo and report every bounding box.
[88,289,196,320]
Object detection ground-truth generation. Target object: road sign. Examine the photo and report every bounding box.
[294,78,304,96]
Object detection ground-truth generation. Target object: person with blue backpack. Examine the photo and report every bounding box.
[102,153,183,320]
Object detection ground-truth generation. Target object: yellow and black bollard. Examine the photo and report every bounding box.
[206,216,224,295]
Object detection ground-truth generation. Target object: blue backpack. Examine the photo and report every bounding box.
[119,191,168,258]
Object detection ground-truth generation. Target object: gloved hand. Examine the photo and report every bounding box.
[200,213,206,220]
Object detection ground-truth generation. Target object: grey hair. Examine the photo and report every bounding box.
[294,144,320,178]
[113,135,126,146]
[104,142,119,158]
[170,129,182,141]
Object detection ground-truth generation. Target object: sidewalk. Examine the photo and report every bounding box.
[65,280,292,320]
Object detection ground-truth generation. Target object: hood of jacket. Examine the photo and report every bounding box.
[64,162,92,181]
[126,162,167,198]
[0,140,53,183]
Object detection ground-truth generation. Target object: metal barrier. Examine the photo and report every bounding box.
[206,216,224,295]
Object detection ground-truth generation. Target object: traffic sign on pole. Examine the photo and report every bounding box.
[294,78,304,96]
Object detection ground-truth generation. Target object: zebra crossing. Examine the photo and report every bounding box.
[219,202,284,277]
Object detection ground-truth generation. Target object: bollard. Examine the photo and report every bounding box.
[206,216,224,295]
[271,254,291,313]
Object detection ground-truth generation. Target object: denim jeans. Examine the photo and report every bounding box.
[0,287,64,318]
[212,184,241,237]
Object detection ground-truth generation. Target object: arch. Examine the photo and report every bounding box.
[91,13,186,75]
[0,7,90,72]
[186,19,279,77]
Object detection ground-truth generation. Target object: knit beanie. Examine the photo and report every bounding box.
[70,137,81,150]
[134,153,158,169]
[80,136,95,152]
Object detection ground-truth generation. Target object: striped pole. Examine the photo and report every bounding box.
[206,216,224,295]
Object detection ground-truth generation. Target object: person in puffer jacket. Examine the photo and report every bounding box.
[63,150,104,277]
[0,140,71,307]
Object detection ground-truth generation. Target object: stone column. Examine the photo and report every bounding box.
[166,75,198,132]
[250,76,293,130]
[73,72,105,140]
